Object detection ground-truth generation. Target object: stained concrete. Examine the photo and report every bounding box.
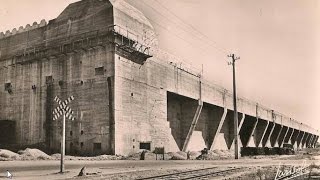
[0,0,318,155]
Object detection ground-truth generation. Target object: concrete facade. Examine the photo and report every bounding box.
[0,0,318,155]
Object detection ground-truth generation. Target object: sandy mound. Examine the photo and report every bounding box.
[51,154,124,161]
[18,148,51,160]
[189,151,201,159]
[0,149,20,160]
[197,150,234,160]
[168,151,187,160]
[95,154,123,160]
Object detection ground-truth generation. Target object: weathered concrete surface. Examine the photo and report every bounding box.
[0,0,318,155]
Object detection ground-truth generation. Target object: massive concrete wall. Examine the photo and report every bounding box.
[111,0,319,154]
[114,51,319,154]
[0,0,116,155]
[0,0,318,156]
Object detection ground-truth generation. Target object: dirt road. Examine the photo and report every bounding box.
[0,157,319,180]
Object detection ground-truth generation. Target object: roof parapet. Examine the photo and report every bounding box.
[0,19,47,39]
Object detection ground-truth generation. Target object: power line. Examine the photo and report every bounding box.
[135,0,228,61]
[153,0,229,54]
[141,0,218,53]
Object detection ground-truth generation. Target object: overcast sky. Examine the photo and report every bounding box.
[0,0,319,131]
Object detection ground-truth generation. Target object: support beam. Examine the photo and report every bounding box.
[230,112,245,152]
[310,135,316,147]
[238,112,246,134]
[262,122,275,147]
[313,136,319,147]
[271,124,282,147]
[254,120,269,147]
[301,133,309,148]
[308,135,314,148]
[300,132,306,149]
[304,133,312,148]
[210,106,227,150]
[296,131,304,149]
[290,129,299,146]
[283,128,293,144]
[287,128,294,144]
[244,118,258,147]
[182,100,203,152]
[278,126,289,147]
[313,136,319,148]
[309,135,314,148]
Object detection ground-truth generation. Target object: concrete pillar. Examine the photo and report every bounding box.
[210,106,227,150]
[291,129,300,148]
[238,113,246,134]
[310,135,315,148]
[308,135,314,148]
[270,124,282,147]
[301,133,309,148]
[284,128,293,144]
[304,133,311,148]
[311,135,317,147]
[182,100,203,152]
[299,132,306,149]
[230,112,245,150]
[253,119,269,147]
[244,117,258,147]
[282,127,293,144]
[261,122,275,147]
[313,136,319,147]
[278,126,289,147]
[313,136,319,148]
[290,129,299,145]
[296,131,304,149]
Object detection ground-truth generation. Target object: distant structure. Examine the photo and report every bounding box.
[0,0,318,155]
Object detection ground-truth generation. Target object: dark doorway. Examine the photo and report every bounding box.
[0,120,16,145]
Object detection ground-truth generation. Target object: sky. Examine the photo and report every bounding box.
[0,0,319,131]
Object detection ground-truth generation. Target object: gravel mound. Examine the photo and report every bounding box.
[168,151,187,160]
[95,154,124,160]
[18,148,52,160]
[197,150,234,160]
[125,152,143,160]
[189,151,201,159]
[51,154,124,160]
[0,149,20,160]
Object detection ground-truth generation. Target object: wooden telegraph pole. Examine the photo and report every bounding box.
[228,54,240,159]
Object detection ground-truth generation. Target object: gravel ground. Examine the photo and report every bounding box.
[0,148,319,179]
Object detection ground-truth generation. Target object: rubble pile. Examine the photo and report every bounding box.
[196,150,234,160]
[0,149,20,160]
[18,148,52,160]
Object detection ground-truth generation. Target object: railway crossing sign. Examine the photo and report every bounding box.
[53,96,75,121]
[53,95,75,173]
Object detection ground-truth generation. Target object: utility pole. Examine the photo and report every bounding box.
[228,54,240,159]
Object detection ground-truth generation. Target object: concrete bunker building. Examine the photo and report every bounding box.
[0,0,318,155]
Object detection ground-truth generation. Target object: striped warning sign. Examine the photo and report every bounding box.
[53,96,75,121]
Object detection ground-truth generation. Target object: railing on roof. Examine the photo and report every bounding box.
[108,25,152,57]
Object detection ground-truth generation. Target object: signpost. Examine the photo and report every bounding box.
[53,95,75,173]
